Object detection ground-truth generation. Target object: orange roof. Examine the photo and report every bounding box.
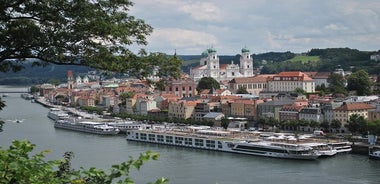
[275,71,313,81]
[219,64,229,70]
[334,103,375,111]
[232,99,255,105]
[230,74,274,83]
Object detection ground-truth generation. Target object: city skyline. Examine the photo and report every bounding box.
[130,0,380,55]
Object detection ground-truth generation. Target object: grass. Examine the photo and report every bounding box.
[287,55,320,64]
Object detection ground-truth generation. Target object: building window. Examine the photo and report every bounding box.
[232,72,235,76]
[176,87,178,91]
[182,87,185,91]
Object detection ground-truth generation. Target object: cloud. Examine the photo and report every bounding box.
[179,2,222,21]
[324,24,348,31]
[146,28,219,54]
[130,0,380,54]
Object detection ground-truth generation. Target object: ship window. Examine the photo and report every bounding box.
[206,140,215,148]
[148,134,155,141]
[157,135,164,142]
[166,136,173,143]
[195,139,204,146]
[175,137,183,144]
[184,138,193,145]
[218,141,222,148]
[140,133,146,140]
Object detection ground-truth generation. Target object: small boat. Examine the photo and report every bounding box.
[369,147,380,160]
[328,141,352,153]
[300,142,337,157]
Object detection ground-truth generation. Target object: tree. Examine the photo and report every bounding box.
[309,120,320,131]
[221,117,230,130]
[327,73,347,95]
[119,91,135,105]
[196,77,220,94]
[330,119,342,133]
[1,1,149,71]
[236,86,249,94]
[294,88,306,95]
[346,114,368,135]
[0,140,168,184]
[347,69,371,95]
[367,120,380,136]
[29,85,40,94]
[0,1,181,79]
[320,120,330,132]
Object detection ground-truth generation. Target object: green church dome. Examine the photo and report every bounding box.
[241,47,250,53]
[201,50,209,57]
[208,47,217,53]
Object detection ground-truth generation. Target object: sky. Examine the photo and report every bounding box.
[129,0,380,55]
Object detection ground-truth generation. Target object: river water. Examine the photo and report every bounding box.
[0,91,379,184]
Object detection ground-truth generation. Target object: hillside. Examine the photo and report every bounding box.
[1,48,378,85]
[0,62,93,85]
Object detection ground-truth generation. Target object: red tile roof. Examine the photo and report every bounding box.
[334,103,375,111]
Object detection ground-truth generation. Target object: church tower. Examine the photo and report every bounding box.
[239,47,254,77]
[207,47,220,79]
[67,70,74,89]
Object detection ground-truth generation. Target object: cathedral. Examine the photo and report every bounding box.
[189,47,254,82]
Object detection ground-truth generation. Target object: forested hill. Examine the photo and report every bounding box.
[1,48,379,85]
[181,48,379,75]
[0,61,93,85]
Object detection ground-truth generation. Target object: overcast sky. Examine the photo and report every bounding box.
[129,0,380,55]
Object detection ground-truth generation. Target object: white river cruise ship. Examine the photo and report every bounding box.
[126,127,320,160]
[55,119,120,135]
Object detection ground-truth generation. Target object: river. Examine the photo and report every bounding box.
[0,91,379,184]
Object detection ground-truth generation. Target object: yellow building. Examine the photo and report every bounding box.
[229,74,274,95]
[168,100,198,119]
[333,102,375,125]
[268,71,315,93]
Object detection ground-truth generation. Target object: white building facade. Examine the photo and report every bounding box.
[190,47,254,82]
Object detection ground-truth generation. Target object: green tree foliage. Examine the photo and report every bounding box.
[30,85,40,94]
[196,77,220,93]
[253,51,296,63]
[0,0,151,72]
[0,140,168,184]
[368,120,380,136]
[0,1,181,80]
[294,88,306,95]
[0,0,144,70]
[221,117,230,130]
[347,69,371,95]
[330,119,342,132]
[80,106,103,115]
[119,91,135,105]
[346,114,368,135]
[308,48,371,72]
[236,86,249,94]
[327,73,347,95]
[320,120,330,132]
[309,120,320,130]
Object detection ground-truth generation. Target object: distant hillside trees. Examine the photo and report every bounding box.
[347,70,372,95]
[327,73,348,95]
